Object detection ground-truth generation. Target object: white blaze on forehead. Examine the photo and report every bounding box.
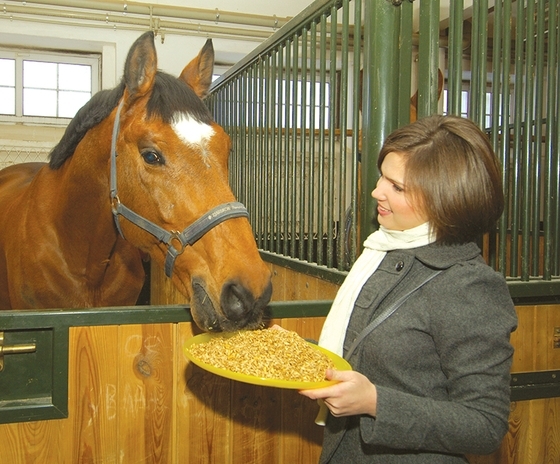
[172,114,215,146]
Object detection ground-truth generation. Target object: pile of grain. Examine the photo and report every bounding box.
[189,328,333,382]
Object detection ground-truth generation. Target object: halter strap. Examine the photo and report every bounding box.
[109,99,249,277]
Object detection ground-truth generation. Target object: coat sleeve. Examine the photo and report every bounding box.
[359,263,518,455]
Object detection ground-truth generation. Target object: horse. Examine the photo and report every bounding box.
[0,31,272,332]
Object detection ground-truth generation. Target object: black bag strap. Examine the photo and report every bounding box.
[344,269,443,360]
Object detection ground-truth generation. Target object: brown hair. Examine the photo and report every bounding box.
[378,114,504,244]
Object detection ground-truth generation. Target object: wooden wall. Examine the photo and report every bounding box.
[0,318,325,464]
[0,264,558,463]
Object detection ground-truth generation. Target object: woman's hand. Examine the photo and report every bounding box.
[299,369,378,418]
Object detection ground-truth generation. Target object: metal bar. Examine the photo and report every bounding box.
[337,0,350,271]
[546,0,560,278]
[240,73,248,205]
[317,13,328,265]
[348,0,361,268]
[274,47,283,254]
[469,0,488,127]
[299,26,309,262]
[532,0,546,277]
[521,0,536,280]
[256,58,265,248]
[1,2,278,40]
[232,79,241,198]
[290,33,299,259]
[510,370,560,402]
[397,0,413,126]
[498,0,513,277]
[417,0,441,119]
[510,0,526,277]
[360,0,399,241]
[327,6,337,269]
[283,38,291,257]
[555,0,560,277]
[447,0,464,116]
[247,65,256,226]
[5,0,290,29]
[307,20,318,264]
[263,55,272,251]
[486,0,503,270]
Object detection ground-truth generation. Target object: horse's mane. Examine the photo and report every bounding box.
[48,72,213,169]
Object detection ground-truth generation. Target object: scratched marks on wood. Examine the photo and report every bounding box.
[119,324,174,463]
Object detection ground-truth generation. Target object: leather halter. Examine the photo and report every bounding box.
[109,99,249,278]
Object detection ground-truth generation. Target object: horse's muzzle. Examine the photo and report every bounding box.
[191,278,272,332]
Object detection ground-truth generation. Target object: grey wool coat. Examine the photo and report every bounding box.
[320,242,518,464]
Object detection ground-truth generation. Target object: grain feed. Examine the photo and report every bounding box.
[189,328,334,382]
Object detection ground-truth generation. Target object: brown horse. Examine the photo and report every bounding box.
[0,32,272,332]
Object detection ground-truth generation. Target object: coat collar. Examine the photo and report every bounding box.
[410,241,482,269]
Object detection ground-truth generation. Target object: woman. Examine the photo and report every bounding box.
[299,115,518,463]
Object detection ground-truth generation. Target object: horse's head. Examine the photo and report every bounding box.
[107,32,272,331]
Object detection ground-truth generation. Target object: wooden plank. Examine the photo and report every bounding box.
[510,305,538,372]
[278,317,324,463]
[117,324,174,463]
[177,322,233,464]
[230,383,282,464]
[546,305,560,369]
[66,326,119,463]
[150,261,188,305]
[0,418,66,463]
[270,264,288,301]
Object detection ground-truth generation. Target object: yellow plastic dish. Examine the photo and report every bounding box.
[183,332,352,389]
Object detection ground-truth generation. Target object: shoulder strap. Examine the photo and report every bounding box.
[344,270,442,360]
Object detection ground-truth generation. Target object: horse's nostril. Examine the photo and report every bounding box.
[221,282,252,321]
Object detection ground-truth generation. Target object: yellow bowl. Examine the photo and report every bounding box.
[183,332,352,389]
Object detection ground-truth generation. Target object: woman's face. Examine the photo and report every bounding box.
[371,151,428,231]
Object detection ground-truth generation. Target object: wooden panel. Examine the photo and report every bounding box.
[268,263,339,302]
[177,322,233,464]
[0,303,559,463]
[67,326,118,463]
[278,316,325,463]
[151,262,188,305]
[118,324,174,463]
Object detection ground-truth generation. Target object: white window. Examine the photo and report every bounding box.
[0,49,99,124]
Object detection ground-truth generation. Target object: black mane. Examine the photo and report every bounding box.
[48,72,213,170]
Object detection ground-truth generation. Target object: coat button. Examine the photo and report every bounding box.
[395,261,404,271]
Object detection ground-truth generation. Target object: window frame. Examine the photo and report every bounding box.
[0,48,100,126]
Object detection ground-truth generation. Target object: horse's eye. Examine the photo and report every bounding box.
[141,150,164,165]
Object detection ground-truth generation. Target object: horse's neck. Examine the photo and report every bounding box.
[44,123,121,275]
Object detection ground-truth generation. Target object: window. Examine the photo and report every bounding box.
[0,49,99,123]
[0,58,16,115]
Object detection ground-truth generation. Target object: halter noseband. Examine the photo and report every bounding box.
[109,99,249,278]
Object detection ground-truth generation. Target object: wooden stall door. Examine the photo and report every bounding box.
[0,318,327,464]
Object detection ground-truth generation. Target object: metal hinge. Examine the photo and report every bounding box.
[0,331,36,372]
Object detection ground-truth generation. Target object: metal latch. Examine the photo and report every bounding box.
[554,327,560,349]
[0,331,36,371]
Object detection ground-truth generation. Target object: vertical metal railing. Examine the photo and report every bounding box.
[208,0,361,272]
[207,0,560,295]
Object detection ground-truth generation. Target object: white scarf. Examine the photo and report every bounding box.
[318,223,435,356]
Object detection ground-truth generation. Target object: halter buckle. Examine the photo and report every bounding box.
[169,231,187,256]
[111,195,121,215]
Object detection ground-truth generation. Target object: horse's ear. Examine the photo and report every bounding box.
[179,39,214,99]
[123,31,157,100]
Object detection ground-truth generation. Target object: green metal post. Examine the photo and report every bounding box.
[417,0,441,119]
[360,0,400,242]
[447,0,464,116]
